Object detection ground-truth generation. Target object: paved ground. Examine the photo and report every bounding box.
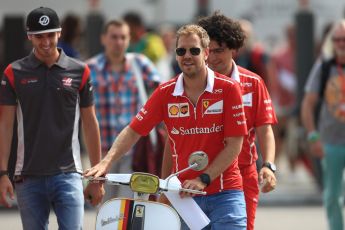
[0,154,335,229]
[0,205,330,230]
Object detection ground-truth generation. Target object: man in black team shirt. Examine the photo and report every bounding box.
[0,7,104,229]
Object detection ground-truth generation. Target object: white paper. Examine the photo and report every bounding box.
[162,176,210,230]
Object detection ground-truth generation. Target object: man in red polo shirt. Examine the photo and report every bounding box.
[85,24,248,229]
[197,12,278,230]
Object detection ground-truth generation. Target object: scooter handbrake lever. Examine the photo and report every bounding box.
[179,188,207,195]
[84,176,107,182]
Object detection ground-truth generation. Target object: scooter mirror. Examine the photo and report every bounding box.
[188,151,208,171]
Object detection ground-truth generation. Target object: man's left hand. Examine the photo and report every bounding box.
[259,167,277,193]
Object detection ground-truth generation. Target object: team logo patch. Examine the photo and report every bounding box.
[213,89,223,94]
[242,93,253,107]
[168,104,179,117]
[203,100,210,109]
[62,77,73,87]
[242,82,252,87]
[168,103,190,117]
[202,99,223,115]
[180,105,189,115]
[20,77,38,85]
[38,15,50,26]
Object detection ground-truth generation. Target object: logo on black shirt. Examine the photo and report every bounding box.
[20,78,38,85]
[62,77,73,87]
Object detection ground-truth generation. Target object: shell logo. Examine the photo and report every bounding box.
[169,105,179,116]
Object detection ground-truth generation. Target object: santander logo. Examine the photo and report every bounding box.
[170,123,223,135]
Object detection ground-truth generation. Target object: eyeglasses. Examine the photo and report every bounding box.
[332,37,345,43]
[175,47,201,56]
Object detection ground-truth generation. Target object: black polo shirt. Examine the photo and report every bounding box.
[0,49,94,176]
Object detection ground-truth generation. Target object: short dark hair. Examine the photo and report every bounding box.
[122,11,143,27]
[102,19,128,34]
[61,14,81,43]
[197,11,245,50]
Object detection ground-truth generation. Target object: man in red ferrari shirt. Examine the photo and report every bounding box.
[197,12,278,230]
[85,24,248,229]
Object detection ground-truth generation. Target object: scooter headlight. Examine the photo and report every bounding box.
[130,173,159,194]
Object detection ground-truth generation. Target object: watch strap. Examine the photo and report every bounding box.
[262,162,276,173]
[199,173,211,187]
[0,170,8,178]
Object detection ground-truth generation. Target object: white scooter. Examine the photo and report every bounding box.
[89,151,209,230]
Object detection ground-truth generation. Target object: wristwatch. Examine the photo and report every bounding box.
[262,162,276,173]
[199,173,211,187]
[0,170,8,178]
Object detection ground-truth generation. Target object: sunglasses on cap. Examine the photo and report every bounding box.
[175,47,201,56]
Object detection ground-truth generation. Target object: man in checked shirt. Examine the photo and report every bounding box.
[86,19,161,201]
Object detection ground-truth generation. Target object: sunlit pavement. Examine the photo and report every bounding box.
[0,156,332,229]
[0,205,331,230]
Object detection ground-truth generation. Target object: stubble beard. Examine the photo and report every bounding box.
[182,67,198,79]
[336,48,345,60]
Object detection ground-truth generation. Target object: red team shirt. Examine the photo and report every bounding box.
[230,62,278,167]
[130,68,247,195]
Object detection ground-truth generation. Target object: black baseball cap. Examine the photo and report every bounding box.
[26,7,62,35]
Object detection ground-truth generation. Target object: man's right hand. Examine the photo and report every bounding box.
[310,140,324,158]
[0,175,14,208]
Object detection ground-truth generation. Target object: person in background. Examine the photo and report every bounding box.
[85,24,248,230]
[267,24,299,170]
[156,23,180,82]
[123,11,166,64]
[0,7,104,229]
[86,19,161,201]
[234,19,270,85]
[301,20,345,230]
[58,13,82,58]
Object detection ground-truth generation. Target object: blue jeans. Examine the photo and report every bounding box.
[15,173,84,230]
[181,190,247,230]
[322,144,345,230]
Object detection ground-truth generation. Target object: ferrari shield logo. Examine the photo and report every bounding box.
[135,205,144,217]
[203,100,210,109]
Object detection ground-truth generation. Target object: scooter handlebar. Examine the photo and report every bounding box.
[85,174,131,185]
[86,173,207,195]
